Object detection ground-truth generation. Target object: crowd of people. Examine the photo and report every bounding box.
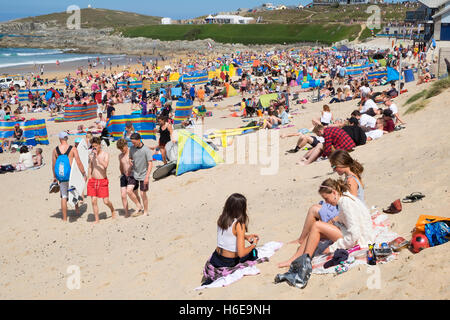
[0,41,437,287]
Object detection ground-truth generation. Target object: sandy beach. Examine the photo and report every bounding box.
[0,50,449,300]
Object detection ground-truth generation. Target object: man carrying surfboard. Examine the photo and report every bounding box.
[87,137,117,224]
[52,132,87,222]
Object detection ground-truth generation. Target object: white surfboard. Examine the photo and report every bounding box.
[68,139,89,208]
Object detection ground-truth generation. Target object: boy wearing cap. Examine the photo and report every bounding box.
[87,136,117,223]
[127,133,152,217]
[52,132,87,221]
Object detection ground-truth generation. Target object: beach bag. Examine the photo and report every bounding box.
[424,221,450,247]
[415,215,450,233]
[54,146,72,182]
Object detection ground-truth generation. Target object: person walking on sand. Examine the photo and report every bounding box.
[127,133,153,217]
[87,136,117,223]
[116,138,141,218]
[52,132,87,221]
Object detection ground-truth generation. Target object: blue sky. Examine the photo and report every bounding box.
[0,0,408,22]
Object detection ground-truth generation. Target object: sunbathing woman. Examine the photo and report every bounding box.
[202,193,260,285]
[278,178,375,268]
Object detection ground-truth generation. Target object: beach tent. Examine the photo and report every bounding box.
[64,103,98,122]
[173,98,193,124]
[169,72,180,81]
[258,93,279,108]
[224,83,238,97]
[338,45,351,52]
[45,88,61,101]
[0,119,49,146]
[18,89,45,102]
[175,129,223,176]
[106,114,156,141]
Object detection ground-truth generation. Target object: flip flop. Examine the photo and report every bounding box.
[402,192,425,203]
[131,209,144,218]
[49,182,60,194]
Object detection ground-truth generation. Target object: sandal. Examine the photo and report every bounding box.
[383,199,402,214]
[402,192,425,203]
[131,209,144,218]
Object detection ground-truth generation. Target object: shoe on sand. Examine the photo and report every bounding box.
[49,182,60,194]
[131,209,144,218]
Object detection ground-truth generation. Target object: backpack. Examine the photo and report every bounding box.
[54,146,72,182]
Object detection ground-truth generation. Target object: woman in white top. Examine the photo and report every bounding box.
[278,178,375,268]
[14,146,34,171]
[312,104,333,128]
[208,193,260,269]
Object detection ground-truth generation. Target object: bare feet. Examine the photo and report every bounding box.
[277,260,292,268]
[288,239,301,245]
[111,211,118,219]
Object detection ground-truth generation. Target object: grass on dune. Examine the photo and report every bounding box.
[405,89,427,105]
[424,76,450,99]
[405,100,428,114]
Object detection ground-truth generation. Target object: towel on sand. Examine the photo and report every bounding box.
[312,210,399,275]
[195,241,283,290]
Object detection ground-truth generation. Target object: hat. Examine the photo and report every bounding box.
[130,132,141,140]
[58,131,69,140]
[14,123,20,127]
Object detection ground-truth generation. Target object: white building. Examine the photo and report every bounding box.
[161,17,172,25]
[431,0,450,41]
[205,15,254,24]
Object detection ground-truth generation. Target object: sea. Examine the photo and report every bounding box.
[0,47,125,69]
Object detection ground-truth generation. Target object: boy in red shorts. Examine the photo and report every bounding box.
[87,137,117,223]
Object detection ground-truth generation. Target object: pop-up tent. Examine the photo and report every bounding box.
[258,93,279,108]
[176,130,223,176]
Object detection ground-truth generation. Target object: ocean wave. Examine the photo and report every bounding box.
[17,50,64,56]
[0,54,126,68]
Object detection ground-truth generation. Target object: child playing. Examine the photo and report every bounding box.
[201,193,260,285]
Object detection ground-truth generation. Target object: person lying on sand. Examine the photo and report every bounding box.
[278,178,375,269]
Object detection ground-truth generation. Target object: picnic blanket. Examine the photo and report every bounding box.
[312,210,399,275]
[195,241,283,290]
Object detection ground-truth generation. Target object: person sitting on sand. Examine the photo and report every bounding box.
[201,193,260,286]
[261,109,282,129]
[13,146,34,171]
[33,148,43,167]
[278,178,375,269]
[116,138,141,218]
[283,150,367,256]
[87,136,117,223]
[382,109,395,133]
[384,97,405,126]
[341,117,367,147]
[313,124,356,159]
[312,104,333,128]
[5,123,24,152]
[416,68,431,85]
[350,110,377,132]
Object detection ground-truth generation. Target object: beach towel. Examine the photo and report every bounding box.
[311,210,399,275]
[195,241,283,290]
